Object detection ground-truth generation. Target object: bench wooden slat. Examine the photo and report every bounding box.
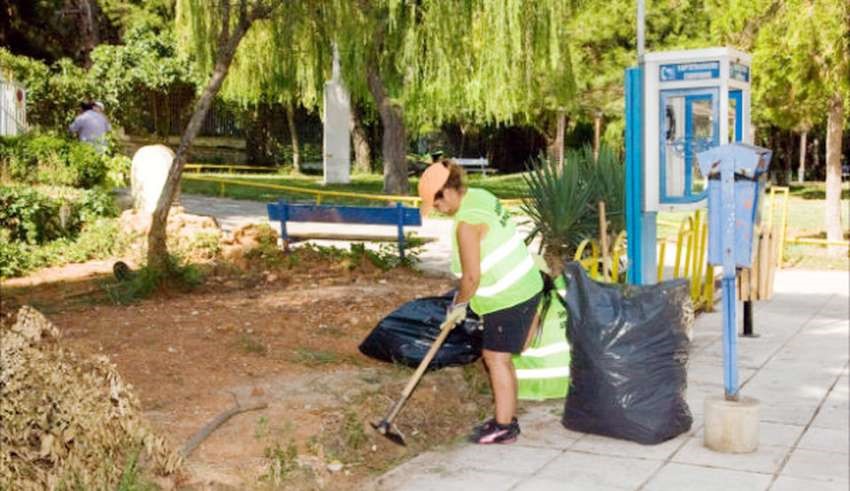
[267,203,421,226]
[266,201,423,260]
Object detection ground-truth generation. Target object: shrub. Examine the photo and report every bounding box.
[0,239,31,278]
[0,185,117,245]
[0,133,110,188]
[0,186,64,244]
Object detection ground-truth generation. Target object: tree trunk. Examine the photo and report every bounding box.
[73,0,99,67]
[350,105,371,174]
[545,110,567,168]
[813,137,820,170]
[366,64,408,194]
[593,112,603,162]
[147,7,260,273]
[798,130,807,183]
[285,101,301,173]
[824,94,844,255]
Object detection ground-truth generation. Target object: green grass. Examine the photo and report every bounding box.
[788,181,850,200]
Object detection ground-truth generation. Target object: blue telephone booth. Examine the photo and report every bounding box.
[625,48,752,284]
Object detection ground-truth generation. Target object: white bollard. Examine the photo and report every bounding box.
[703,395,760,453]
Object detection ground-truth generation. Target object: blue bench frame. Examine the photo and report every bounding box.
[266,200,423,260]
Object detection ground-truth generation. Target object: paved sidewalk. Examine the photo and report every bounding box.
[371,269,849,491]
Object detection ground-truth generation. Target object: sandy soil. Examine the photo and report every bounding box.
[2,254,493,490]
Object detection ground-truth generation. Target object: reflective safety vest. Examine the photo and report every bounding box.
[513,275,571,401]
[450,188,543,315]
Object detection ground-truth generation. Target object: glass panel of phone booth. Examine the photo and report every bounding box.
[660,90,717,203]
[729,90,743,143]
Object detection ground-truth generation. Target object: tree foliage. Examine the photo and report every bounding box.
[708,0,850,131]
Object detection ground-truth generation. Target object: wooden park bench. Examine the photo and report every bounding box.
[454,157,492,175]
[266,200,429,260]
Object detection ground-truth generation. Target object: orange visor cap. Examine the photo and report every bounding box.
[417,163,450,217]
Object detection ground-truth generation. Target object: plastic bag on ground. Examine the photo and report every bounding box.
[358,292,482,369]
[513,274,571,401]
[561,262,693,444]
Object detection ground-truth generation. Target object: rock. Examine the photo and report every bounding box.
[327,461,343,473]
[131,144,176,214]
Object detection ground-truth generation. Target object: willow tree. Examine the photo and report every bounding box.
[710,0,849,252]
[147,0,279,272]
[400,0,578,166]
[209,2,331,172]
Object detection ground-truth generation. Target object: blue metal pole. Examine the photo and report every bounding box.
[625,66,645,285]
[720,156,739,399]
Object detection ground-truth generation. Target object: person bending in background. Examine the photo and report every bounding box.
[69,100,110,153]
[418,159,543,444]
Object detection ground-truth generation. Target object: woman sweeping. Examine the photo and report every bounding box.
[418,160,543,444]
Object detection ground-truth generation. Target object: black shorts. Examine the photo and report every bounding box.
[481,292,542,354]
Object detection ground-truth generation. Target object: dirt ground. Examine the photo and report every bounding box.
[2,251,495,490]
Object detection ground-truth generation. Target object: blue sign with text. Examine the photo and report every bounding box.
[730,63,750,82]
[660,61,720,81]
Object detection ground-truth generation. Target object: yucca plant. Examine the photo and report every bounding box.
[581,144,627,235]
[522,144,626,273]
[521,150,598,269]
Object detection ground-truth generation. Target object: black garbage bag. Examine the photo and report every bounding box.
[358,292,482,369]
[560,262,693,444]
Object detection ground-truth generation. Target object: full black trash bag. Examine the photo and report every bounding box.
[560,262,693,444]
[358,292,482,369]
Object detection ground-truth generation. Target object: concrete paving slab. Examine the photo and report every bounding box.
[810,405,850,431]
[643,463,772,491]
[374,467,524,491]
[516,418,583,450]
[770,475,850,491]
[781,448,850,483]
[672,438,790,474]
[535,451,661,488]
[511,475,617,491]
[758,403,820,427]
[694,422,804,448]
[443,444,561,475]
[796,427,850,454]
[569,433,689,461]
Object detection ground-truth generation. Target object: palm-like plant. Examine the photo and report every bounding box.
[521,149,597,266]
[582,144,626,234]
[521,144,626,272]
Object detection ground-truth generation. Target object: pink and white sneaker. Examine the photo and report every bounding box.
[472,419,520,444]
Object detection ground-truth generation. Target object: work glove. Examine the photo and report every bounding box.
[445,301,468,327]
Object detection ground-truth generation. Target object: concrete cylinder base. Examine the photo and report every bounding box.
[704,395,760,453]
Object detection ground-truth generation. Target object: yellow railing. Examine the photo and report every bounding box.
[764,186,790,266]
[184,163,276,174]
[181,173,528,208]
[659,209,715,311]
[182,174,422,205]
[572,231,628,283]
[765,185,849,251]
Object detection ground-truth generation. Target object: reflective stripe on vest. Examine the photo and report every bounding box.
[513,288,570,401]
[450,189,542,315]
[475,255,535,297]
[520,341,569,358]
[516,366,571,379]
